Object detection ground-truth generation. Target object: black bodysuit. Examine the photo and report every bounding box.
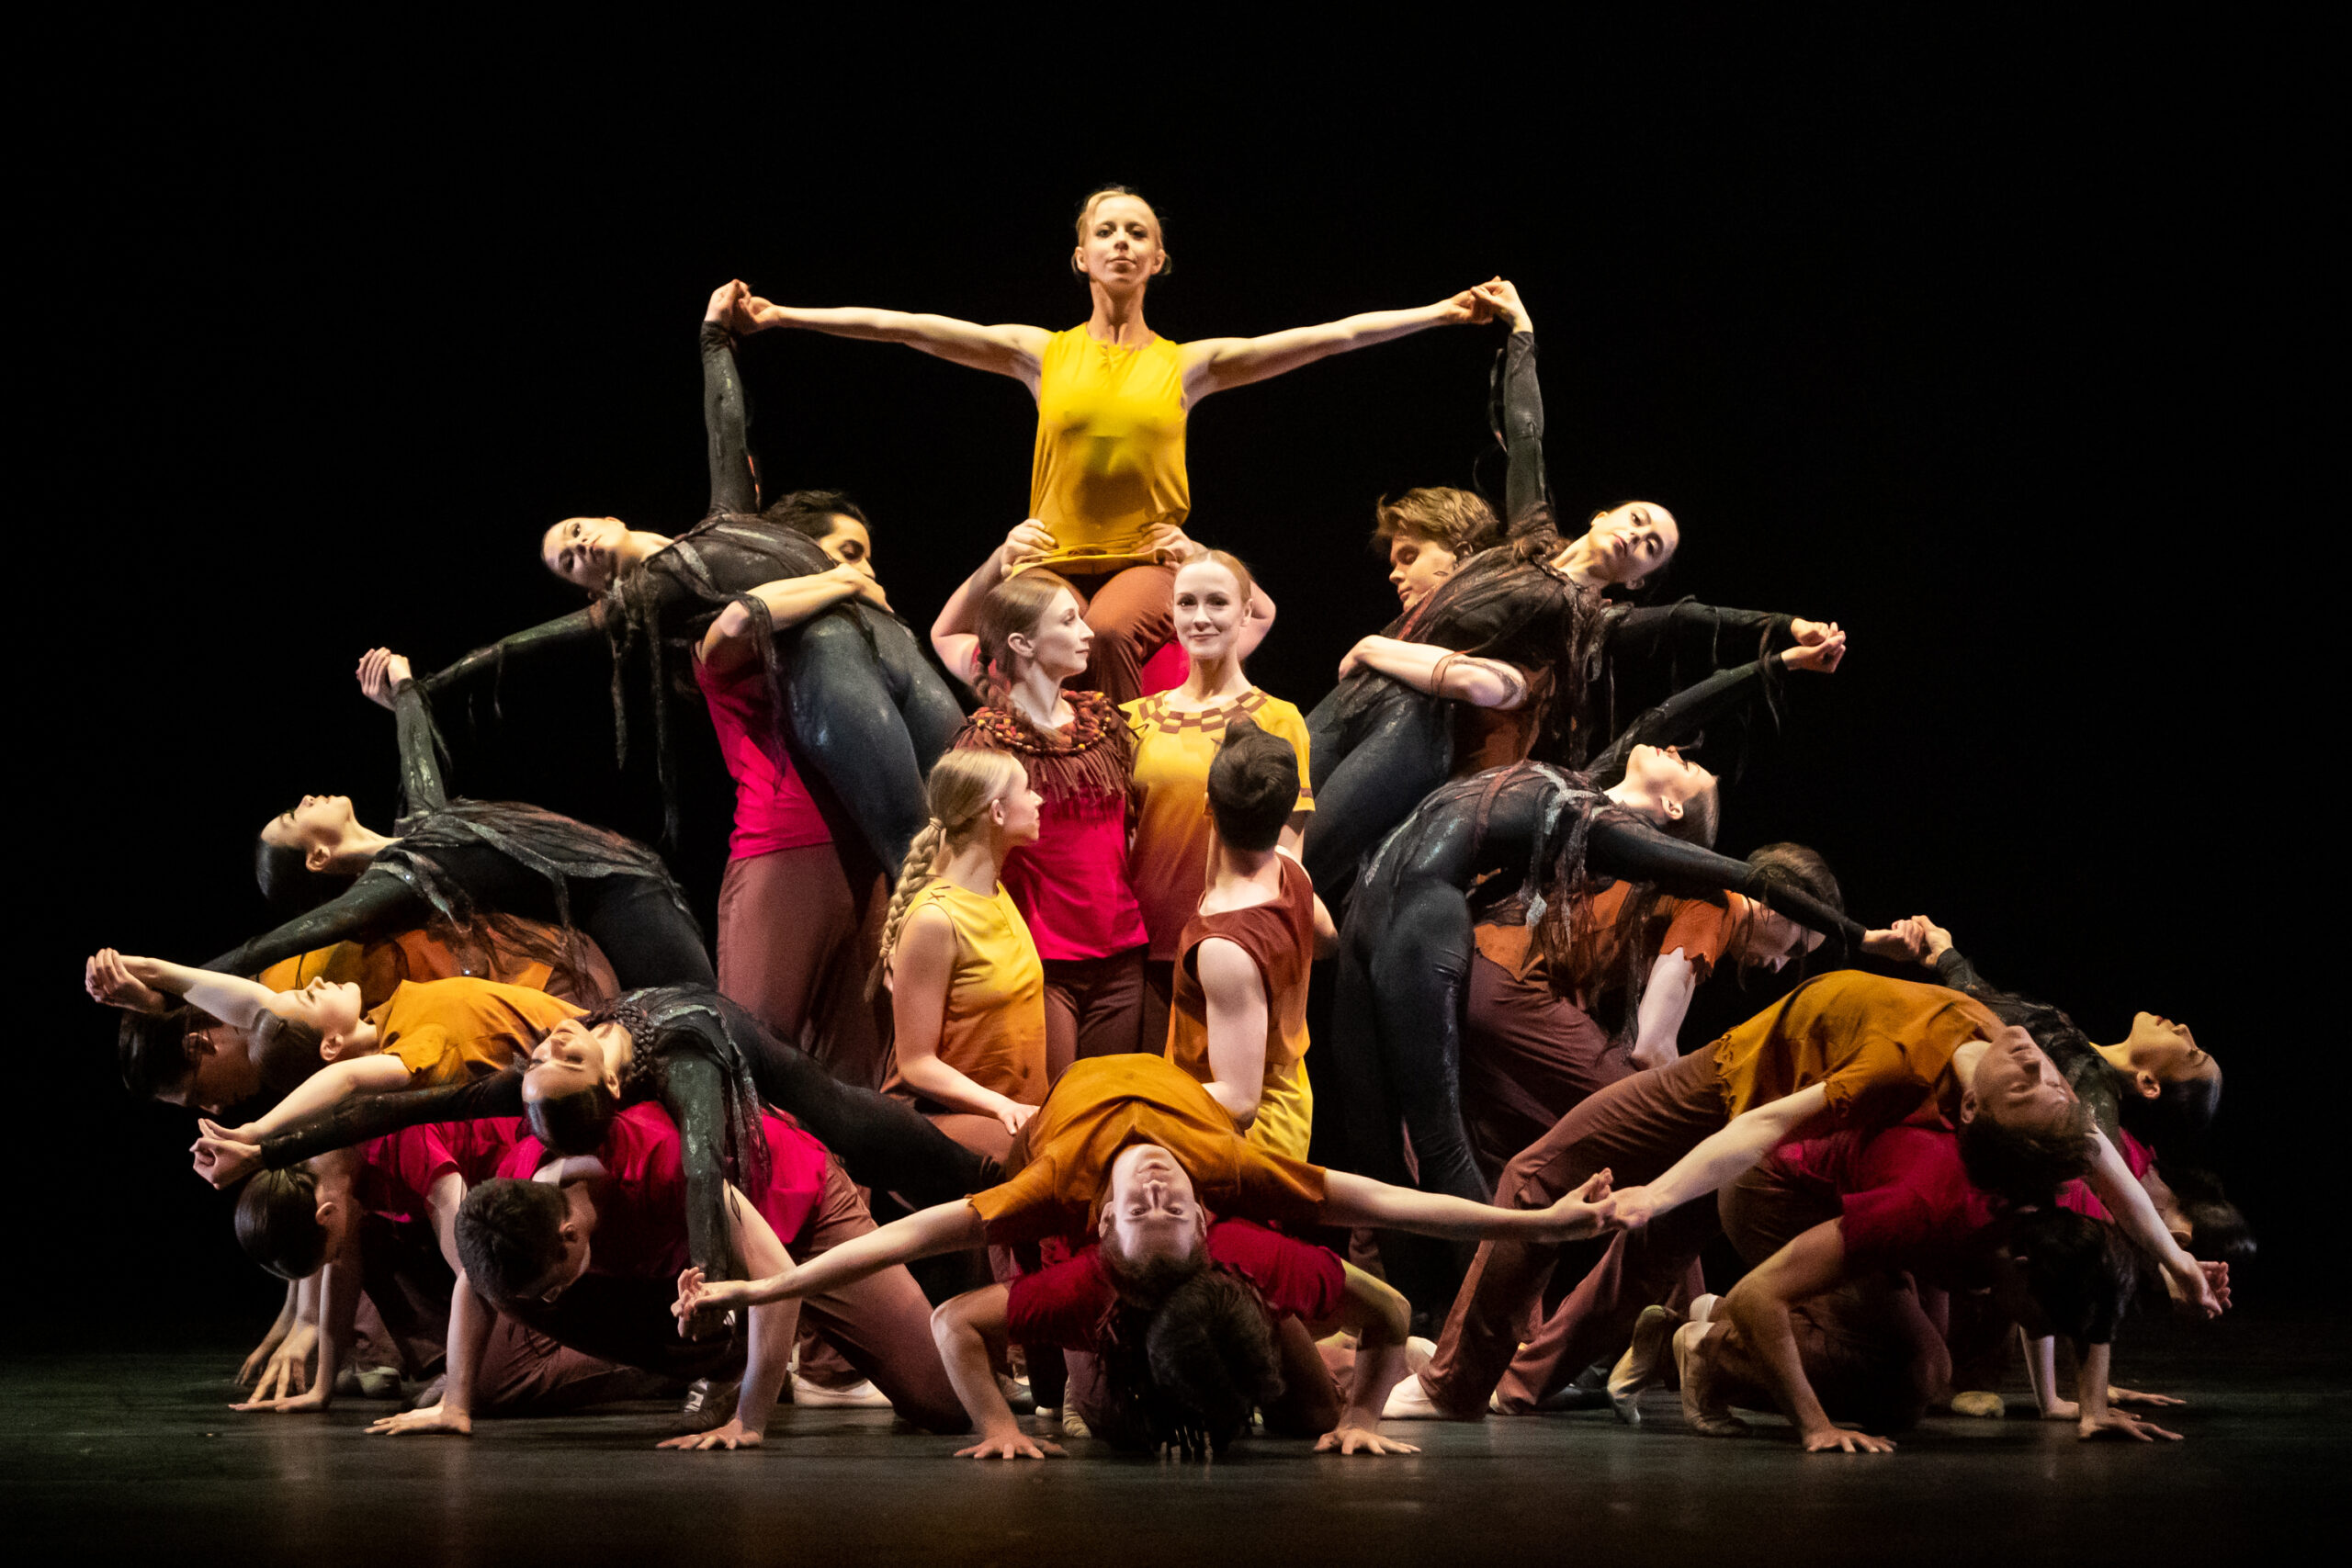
[423,321,962,870]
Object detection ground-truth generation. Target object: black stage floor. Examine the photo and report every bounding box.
[6,1308,2342,1566]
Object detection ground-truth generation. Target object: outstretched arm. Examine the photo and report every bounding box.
[217,1054,418,1145]
[741,296,1051,390]
[356,656,451,817]
[1317,1168,1616,1243]
[2087,1131,2229,1318]
[1474,279,1548,526]
[1586,817,1866,952]
[931,521,1058,691]
[419,607,604,698]
[677,1199,986,1317]
[1182,288,1491,403]
[1609,1085,1833,1228]
[88,951,276,1030]
[702,282,760,517]
[201,874,424,985]
[1719,1220,1897,1453]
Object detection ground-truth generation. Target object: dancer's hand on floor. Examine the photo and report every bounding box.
[232,1383,331,1415]
[2079,1408,2182,1442]
[2109,1386,2186,1408]
[368,1404,471,1438]
[956,1429,1064,1461]
[1315,1426,1421,1457]
[1800,1424,1896,1454]
[246,1329,315,1404]
[659,1417,762,1452]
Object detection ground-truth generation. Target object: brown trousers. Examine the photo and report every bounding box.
[1064,564,1176,708]
[1043,947,1149,1081]
[1462,950,1637,1191]
[717,845,890,1089]
[1423,1046,1730,1416]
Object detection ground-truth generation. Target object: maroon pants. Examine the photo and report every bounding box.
[1423,1046,1730,1416]
[1043,947,1149,1080]
[1462,950,1637,1191]
[1065,564,1176,707]
[718,845,890,1089]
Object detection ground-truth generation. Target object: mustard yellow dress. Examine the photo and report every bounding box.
[884,880,1049,1109]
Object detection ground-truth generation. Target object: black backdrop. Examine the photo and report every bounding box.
[24,22,2327,1337]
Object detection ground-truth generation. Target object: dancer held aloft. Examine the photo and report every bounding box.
[672,1052,1622,1449]
[731,187,1492,701]
[372,1100,967,1450]
[935,568,1153,1075]
[1124,552,1315,1045]
[427,283,960,870]
[1303,281,1843,897]
[1408,971,2227,1423]
[872,750,1051,1163]
[1162,718,1333,1160]
[1324,644,1874,1310]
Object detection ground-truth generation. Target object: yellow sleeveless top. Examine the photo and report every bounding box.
[1028,325,1189,569]
[887,880,1049,1108]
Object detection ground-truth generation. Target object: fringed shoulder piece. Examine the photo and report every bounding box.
[954,690,1135,809]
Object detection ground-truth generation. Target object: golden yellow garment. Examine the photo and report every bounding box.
[367,977,582,1088]
[884,881,1048,1109]
[1122,689,1314,961]
[1028,326,1189,568]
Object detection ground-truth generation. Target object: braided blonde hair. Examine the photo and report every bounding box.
[868,749,1030,998]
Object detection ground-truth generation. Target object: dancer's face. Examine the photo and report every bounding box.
[817,516,876,580]
[2117,1013,2222,1091]
[525,1018,629,1101]
[261,795,357,863]
[1073,196,1165,288]
[1017,588,1092,682]
[1621,744,1713,824]
[543,516,630,592]
[1100,1145,1206,1267]
[1735,906,1824,969]
[990,766,1045,847]
[1584,502,1679,587]
[1172,561,1248,662]
[1964,1025,2080,1132]
[163,1021,262,1113]
[277,976,367,1051]
[1388,531,1459,611]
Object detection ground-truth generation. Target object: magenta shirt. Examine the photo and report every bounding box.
[1001,792,1148,962]
[500,1102,831,1277]
[692,654,833,861]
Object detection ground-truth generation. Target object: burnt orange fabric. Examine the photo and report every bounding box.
[1165,855,1317,1156]
[368,978,583,1089]
[1451,664,1551,779]
[967,1054,1327,1247]
[1470,888,1745,990]
[1709,971,2002,1132]
[257,921,617,1012]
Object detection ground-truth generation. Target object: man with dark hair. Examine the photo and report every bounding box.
[675,1052,1620,1460]
[372,1101,964,1450]
[1163,719,1336,1156]
[1402,971,2227,1421]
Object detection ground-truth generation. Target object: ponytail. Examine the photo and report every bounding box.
[866,750,1028,998]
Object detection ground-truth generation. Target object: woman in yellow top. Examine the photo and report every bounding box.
[1125,552,1315,1048]
[734,186,1495,700]
[874,750,1051,1162]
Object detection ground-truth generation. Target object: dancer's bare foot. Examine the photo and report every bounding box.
[1607,1305,1684,1424]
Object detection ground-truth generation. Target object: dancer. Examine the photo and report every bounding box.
[939,567,1152,1075]
[210,660,711,995]
[673,1055,1622,1359]
[1408,970,2228,1422]
[1124,552,1314,1045]
[1325,642,1870,1294]
[1161,718,1331,1159]
[731,188,1494,701]
[372,1099,966,1449]
[1302,281,1842,897]
[425,283,960,870]
[873,750,1050,1163]
[931,1216,1419,1459]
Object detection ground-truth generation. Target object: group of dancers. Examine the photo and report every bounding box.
[87,187,2240,1461]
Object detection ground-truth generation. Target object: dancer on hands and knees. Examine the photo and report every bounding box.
[733,188,1490,700]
